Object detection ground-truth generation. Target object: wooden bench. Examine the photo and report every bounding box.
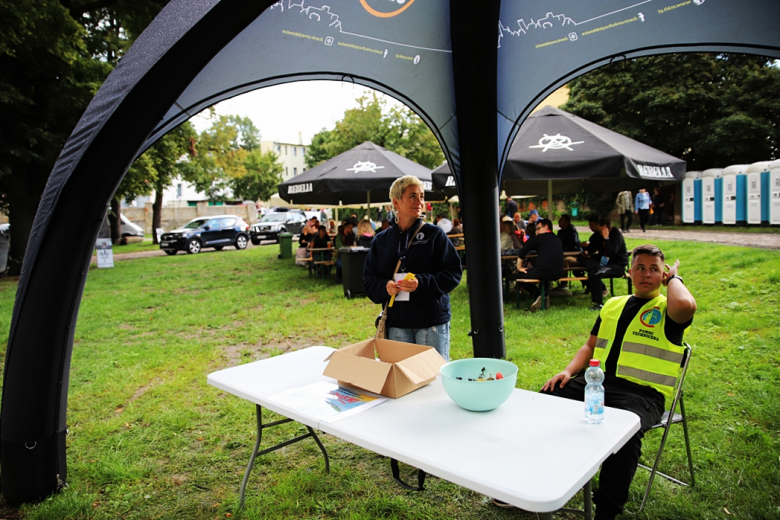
[514,277,589,310]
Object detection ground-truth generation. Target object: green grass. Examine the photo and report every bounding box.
[1,240,779,519]
[103,239,161,254]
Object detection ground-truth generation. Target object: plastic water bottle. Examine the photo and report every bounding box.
[584,359,605,424]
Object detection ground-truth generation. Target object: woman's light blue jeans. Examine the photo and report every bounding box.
[388,322,450,361]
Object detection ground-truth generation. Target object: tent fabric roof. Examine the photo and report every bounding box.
[3,0,780,503]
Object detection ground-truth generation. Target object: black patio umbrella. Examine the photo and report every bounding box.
[278,141,439,207]
[502,106,686,196]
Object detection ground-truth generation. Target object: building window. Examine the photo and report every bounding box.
[177,184,182,198]
[286,167,289,177]
[285,145,287,155]
[276,144,281,153]
[294,167,297,176]
[293,147,297,156]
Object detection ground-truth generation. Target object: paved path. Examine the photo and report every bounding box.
[574,227,780,250]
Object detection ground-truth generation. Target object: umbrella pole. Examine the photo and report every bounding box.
[548,180,554,220]
[367,192,371,221]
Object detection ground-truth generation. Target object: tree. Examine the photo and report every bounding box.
[231,149,283,202]
[306,93,445,170]
[121,122,196,244]
[562,53,780,171]
[0,0,167,273]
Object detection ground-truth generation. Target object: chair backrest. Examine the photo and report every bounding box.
[667,343,692,412]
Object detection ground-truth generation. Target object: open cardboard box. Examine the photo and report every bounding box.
[323,338,446,398]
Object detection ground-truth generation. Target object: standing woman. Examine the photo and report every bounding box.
[363,176,462,360]
[635,188,651,232]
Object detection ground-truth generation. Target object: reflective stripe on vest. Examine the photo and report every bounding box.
[593,294,686,398]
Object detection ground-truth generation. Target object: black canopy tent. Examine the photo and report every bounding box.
[2,0,779,503]
[278,141,438,207]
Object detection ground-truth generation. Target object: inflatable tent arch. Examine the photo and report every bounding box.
[2,0,779,503]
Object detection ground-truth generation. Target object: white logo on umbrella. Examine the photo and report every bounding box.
[346,161,385,173]
[529,133,584,152]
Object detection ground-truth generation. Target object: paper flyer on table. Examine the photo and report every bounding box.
[270,381,386,422]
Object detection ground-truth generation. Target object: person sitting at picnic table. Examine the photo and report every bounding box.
[527,209,540,226]
[327,219,337,235]
[356,218,375,248]
[539,244,696,520]
[514,218,564,311]
[311,225,331,254]
[558,214,581,266]
[513,211,526,233]
[500,219,516,252]
[449,218,464,247]
[380,218,390,231]
[332,222,355,282]
[523,222,536,243]
[363,175,462,361]
[583,217,628,311]
[299,217,316,248]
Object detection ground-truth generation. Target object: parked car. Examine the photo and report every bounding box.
[249,211,306,244]
[159,215,249,255]
[120,214,144,237]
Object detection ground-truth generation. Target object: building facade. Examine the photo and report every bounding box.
[261,133,308,182]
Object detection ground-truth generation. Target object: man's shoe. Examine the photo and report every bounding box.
[589,303,603,311]
[530,296,542,312]
[492,498,515,509]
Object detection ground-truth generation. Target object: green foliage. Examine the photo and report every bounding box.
[232,149,283,202]
[305,93,445,169]
[0,240,778,519]
[563,53,780,170]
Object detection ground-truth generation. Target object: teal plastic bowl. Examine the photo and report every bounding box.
[440,358,519,412]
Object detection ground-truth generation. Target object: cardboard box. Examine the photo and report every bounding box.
[323,338,446,398]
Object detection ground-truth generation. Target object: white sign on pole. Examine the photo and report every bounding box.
[95,238,114,268]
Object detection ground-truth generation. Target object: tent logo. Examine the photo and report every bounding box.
[347,161,385,173]
[360,0,416,18]
[445,175,456,187]
[529,133,584,152]
[288,183,313,194]
[637,164,674,179]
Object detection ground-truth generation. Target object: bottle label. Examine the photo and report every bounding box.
[585,393,604,416]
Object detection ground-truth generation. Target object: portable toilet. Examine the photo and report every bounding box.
[682,171,701,224]
[769,159,780,226]
[721,164,749,226]
[700,169,723,224]
[746,161,772,225]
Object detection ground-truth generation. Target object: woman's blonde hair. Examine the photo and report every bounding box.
[357,219,375,236]
[389,175,425,204]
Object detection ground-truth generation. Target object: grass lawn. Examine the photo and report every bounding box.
[1,239,779,519]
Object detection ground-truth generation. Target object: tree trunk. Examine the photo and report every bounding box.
[152,187,163,245]
[109,198,121,244]
[6,199,38,277]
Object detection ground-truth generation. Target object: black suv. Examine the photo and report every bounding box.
[250,211,307,244]
[160,215,250,255]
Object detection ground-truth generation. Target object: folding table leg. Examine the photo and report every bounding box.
[238,405,330,509]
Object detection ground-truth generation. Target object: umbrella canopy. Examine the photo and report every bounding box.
[502,106,686,195]
[278,142,439,206]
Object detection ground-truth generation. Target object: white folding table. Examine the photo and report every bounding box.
[208,346,640,519]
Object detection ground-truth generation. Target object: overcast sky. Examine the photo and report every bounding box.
[189,80,403,145]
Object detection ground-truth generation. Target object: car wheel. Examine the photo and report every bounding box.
[186,238,201,254]
[164,250,177,256]
[251,238,261,246]
[235,234,248,250]
[214,246,224,251]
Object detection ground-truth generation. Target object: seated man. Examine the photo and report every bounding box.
[514,218,563,311]
[541,244,696,520]
[584,217,628,311]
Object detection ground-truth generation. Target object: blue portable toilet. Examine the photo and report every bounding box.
[722,164,749,226]
[747,161,772,225]
[700,169,723,224]
[682,171,701,224]
[770,160,780,226]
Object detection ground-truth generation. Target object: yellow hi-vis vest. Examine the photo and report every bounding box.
[593,295,687,399]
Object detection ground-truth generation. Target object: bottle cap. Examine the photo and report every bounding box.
[589,359,600,367]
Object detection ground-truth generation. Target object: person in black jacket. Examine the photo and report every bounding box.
[585,217,628,311]
[514,218,564,311]
[363,176,462,360]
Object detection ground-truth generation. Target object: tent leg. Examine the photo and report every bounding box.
[450,0,504,359]
[548,179,554,220]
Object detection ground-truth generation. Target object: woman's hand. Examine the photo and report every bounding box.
[386,280,400,296]
[397,278,418,292]
[541,371,572,392]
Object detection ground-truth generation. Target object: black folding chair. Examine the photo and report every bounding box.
[638,342,695,512]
